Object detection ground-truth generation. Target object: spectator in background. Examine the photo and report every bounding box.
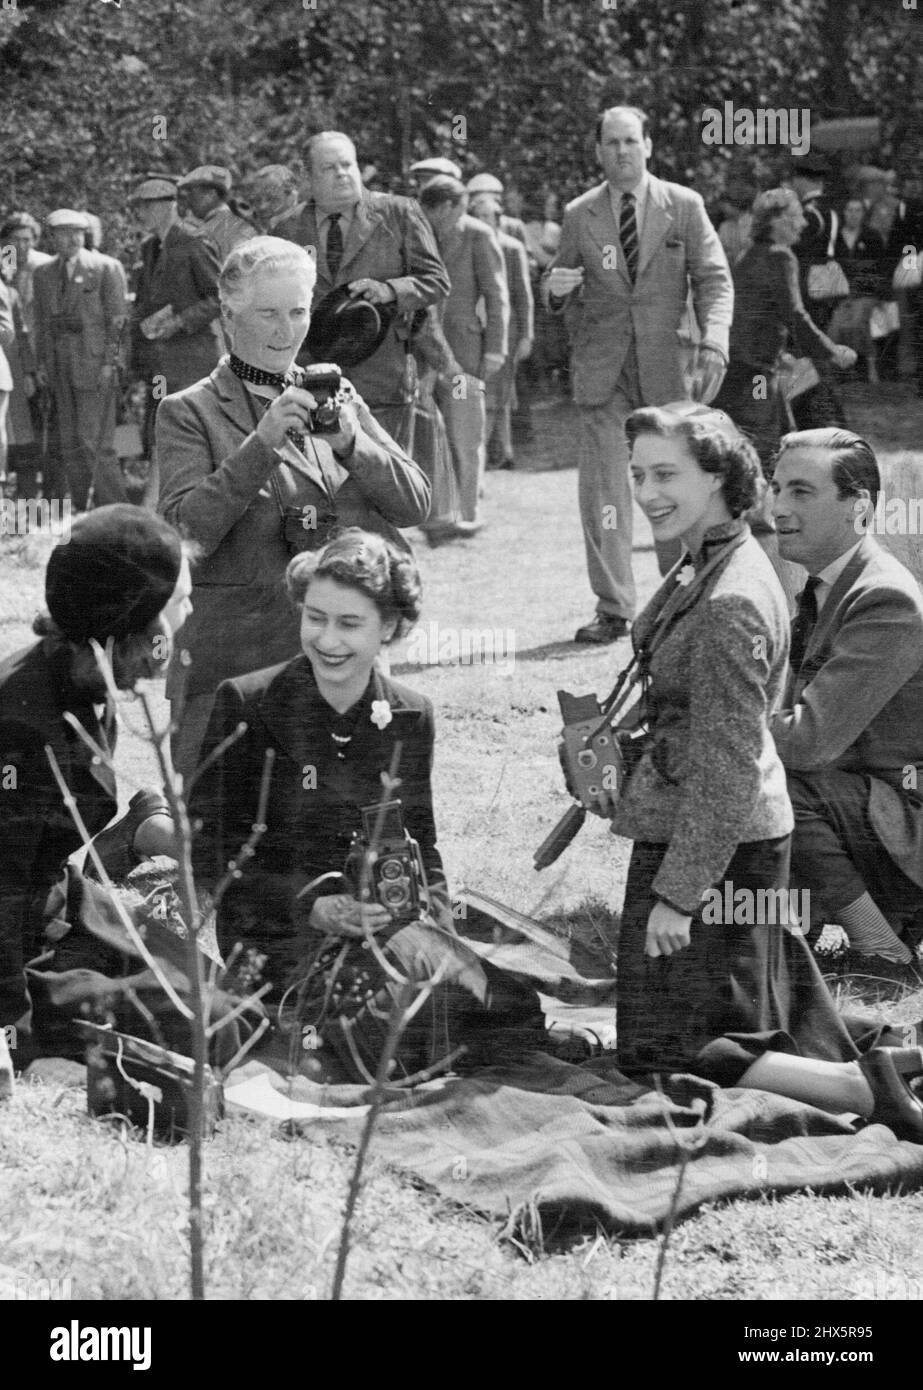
[466,172,529,250]
[468,186,534,470]
[128,174,222,472]
[248,164,306,234]
[32,209,128,508]
[790,153,839,322]
[419,175,509,539]
[0,213,50,340]
[177,166,257,265]
[0,276,13,482]
[717,179,755,267]
[828,196,889,384]
[0,213,49,496]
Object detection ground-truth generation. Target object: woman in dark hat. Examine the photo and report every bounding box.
[155,235,431,783]
[0,504,192,1054]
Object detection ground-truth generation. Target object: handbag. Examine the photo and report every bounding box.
[869,301,900,340]
[807,211,850,301]
[892,254,923,292]
[777,354,821,402]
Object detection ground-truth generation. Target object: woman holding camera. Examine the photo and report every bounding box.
[190,528,544,1083]
[156,236,431,781]
[596,404,923,1139]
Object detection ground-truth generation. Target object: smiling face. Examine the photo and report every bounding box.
[309,136,363,214]
[596,110,652,192]
[630,431,731,556]
[224,268,312,373]
[771,448,865,572]
[300,576,396,702]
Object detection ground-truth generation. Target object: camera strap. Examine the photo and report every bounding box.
[591,529,750,741]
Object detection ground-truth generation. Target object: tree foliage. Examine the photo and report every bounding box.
[0,0,919,256]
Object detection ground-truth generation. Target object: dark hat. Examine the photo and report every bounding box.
[794,152,832,177]
[45,505,183,645]
[305,286,395,368]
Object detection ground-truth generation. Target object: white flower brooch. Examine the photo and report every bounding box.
[370,699,393,730]
[675,564,696,588]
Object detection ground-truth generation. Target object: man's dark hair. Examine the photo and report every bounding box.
[419,176,466,210]
[595,105,651,144]
[775,428,881,504]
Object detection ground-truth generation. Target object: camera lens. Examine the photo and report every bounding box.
[380,858,403,880]
[381,881,409,908]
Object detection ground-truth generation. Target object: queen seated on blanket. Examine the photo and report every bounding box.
[189,528,545,1084]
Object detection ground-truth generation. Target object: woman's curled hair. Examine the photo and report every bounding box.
[625,402,764,516]
[285,529,422,640]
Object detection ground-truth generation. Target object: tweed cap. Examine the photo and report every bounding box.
[178,165,232,193]
[45,504,183,645]
[46,209,89,230]
[130,176,179,202]
[466,173,504,195]
[409,156,463,182]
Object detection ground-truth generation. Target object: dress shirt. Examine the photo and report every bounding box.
[813,540,863,614]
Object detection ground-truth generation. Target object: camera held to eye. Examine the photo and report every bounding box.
[298,363,343,434]
[344,799,428,926]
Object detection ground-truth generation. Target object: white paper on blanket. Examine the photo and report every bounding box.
[224,1070,370,1122]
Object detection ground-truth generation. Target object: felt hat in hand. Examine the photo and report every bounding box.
[304,286,396,368]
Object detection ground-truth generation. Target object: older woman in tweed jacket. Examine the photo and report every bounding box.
[598,404,923,1139]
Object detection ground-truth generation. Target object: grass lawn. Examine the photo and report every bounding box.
[1,381,922,1301]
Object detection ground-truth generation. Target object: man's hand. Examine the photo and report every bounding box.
[689,345,727,404]
[348,278,397,307]
[308,892,392,939]
[547,266,584,298]
[645,901,693,958]
[514,337,533,364]
[832,344,858,371]
[480,351,506,379]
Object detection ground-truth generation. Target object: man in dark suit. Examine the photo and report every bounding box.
[32,209,129,509]
[545,106,733,643]
[420,176,509,537]
[771,428,923,978]
[128,175,222,470]
[273,130,450,436]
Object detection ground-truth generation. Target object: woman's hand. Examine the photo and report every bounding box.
[308,893,392,939]
[255,385,322,450]
[645,901,693,958]
[831,343,858,371]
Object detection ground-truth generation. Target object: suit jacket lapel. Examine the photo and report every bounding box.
[338,194,386,279]
[637,177,674,279]
[586,184,632,288]
[212,360,265,438]
[800,538,875,672]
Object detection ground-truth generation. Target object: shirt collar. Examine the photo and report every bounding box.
[814,539,863,606]
[610,172,649,208]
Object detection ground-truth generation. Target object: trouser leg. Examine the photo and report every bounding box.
[437,373,486,523]
[74,381,125,507]
[52,373,91,510]
[577,384,637,620]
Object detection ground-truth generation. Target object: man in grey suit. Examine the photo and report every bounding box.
[32,209,129,509]
[771,428,923,978]
[420,176,509,537]
[274,131,450,435]
[546,106,733,642]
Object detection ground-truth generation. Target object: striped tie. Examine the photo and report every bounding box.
[619,192,639,284]
[326,213,343,280]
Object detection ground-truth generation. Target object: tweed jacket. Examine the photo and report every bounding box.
[191,203,257,265]
[130,222,221,391]
[189,656,445,986]
[32,248,128,390]
[546,176,733,406]
[277,191,450,407]
[436,213,510,378]
[499,229,535,349]
[155,360,431,700]
[0,641,117,1025]
[611,521,794,913]
[771,535,923,888]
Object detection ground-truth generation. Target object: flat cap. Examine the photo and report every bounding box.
[409,156,463,181]
[46,209,89,230]
[178,165,232,193]
[466,173,504,195]
[130,176,178,202]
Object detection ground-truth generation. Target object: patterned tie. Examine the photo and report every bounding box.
[789,577,820,672]
[619,192,639,284]
[326,213,344,280]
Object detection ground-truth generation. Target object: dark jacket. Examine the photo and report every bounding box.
[771,535,923,888]
[131,222,221,391]
[189,656,445,990]
[726,242,839,372]
[156,360,431,700]
[277,191,450,408]
[0,641,117,1030]
[611,521,794,914]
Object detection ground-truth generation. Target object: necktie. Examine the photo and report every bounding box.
[789,577,820,672]
[59,259,71,303]
[326,213,343,280]
[619,193,639,284]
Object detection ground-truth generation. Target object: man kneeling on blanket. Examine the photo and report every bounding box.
[770,429,923,984]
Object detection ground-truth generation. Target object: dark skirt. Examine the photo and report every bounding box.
[283,919,546,1084]
[616,837,865,1087]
